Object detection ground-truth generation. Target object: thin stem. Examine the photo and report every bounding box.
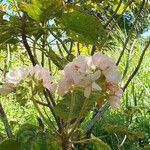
[50,31,70,55]
[104,0,123,28]
[123,39,150,91]
[66,92,75,130]
[0,102,14,138]
[119,135,127,148]
[116,0,146,66]
[32,97,58,134]
[122,38,137,80]
[43,90,63,131]
[68,98,89,138]
[83,102,110,135]
[34,100,49,107]
[56,41,64,57]
[21,14,39,66]
[70,139,91,144]
[77,42,81,55]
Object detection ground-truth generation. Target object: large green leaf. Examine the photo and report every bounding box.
[55,89,102,121]
[103,124,144,141]
[59,10,106,46]
[0,139,19,150]
[20,0,63,22]
[16,124,60,150]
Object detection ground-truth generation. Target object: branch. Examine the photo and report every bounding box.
[123,39,150,91]
[43,90,63,131]
[122,38,137,80]
[0,102,14,138]
[50,31,70,55]
[21,14,38,66]
[83,102,110,135]
[116,0,146,66]
[22,33,38,66]
[35,100,49,107]
[21,14,63,131]
[104,0,123,28]
[68,98,89,138]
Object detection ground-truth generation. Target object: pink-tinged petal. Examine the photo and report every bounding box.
[92,52,103,66]
[84,86,92,98]
[87,56,96,69]
[30,65,56,93]
[57,78,72,96]
[5,67,28,85]
[73,55,87,70]
[115,88,123,98]
[92,82,102,91]
[109,96,121,109]
[102,69,121,84]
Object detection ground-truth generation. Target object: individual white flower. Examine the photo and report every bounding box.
[88,52,116,71]
[0,67,28,96]
[29,65,56,93]
[5,67,28,85]
[57,71,74,96]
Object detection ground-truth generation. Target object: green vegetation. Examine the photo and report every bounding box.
[0,0,150,149]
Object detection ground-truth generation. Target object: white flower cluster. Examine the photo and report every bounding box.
[0,53,123,108]
[57,52,123,108]
[0,65,56,96]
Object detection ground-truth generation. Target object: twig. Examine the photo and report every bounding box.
[122,38,137,80]
[91,45,96,56]
[21,14,39,66]
[22,33,38,66]
[119,135,127,148]
[69,40,73,55]
[116,0,146,66]
[68,98,89,138]
[77,42,80,55]
[50,31,70,55]
[104,0,123,28]
[0,102,14,138]
[21,14,62,131]
[56,41,64,57]
[83,102,110,135]
[35,100,49,107]
[123,39,150,91]
[43,90,62,131]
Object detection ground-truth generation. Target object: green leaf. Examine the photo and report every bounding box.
[55,89,102,121]
[103,124,144,141]
[90,135,111,150]
[46,50,64,70]
[15,77,33,106]
[59,10,106,46]
[16,123,60,150]
[130,145,150,150]
[0,139,20,150]
[20,0,63,22]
